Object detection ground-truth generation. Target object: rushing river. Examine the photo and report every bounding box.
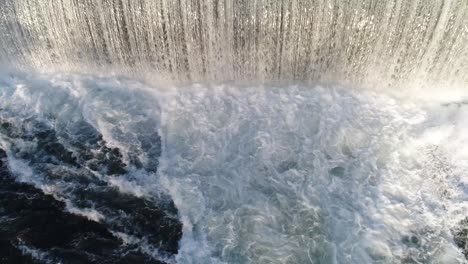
[1,1,468,263]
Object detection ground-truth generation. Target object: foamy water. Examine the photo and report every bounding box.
[1,71,467,263]
[159,84,468,263]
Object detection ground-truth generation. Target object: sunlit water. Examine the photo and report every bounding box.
[0,0,468,263]
[1,71,467,263]
[1,1,467,88]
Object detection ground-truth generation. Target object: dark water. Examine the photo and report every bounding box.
[0,117,182,263]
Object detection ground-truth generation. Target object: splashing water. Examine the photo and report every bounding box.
[0,1,467,89]
[158,84,468,263]
[1,71,468,263]
[1,1,468,263]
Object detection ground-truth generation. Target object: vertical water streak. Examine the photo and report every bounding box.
[0,0,467,88]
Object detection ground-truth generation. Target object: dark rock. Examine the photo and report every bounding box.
[453,218,468,258]
[0,148,179,263]
[0,240,39,264]
[36,130,78,166]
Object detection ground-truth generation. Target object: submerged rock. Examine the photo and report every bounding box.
[0,123,182,264]
[0,148,168,263]
[453,218,468,258]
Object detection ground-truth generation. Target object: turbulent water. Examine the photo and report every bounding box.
[1,1,468,264]
[1,0,468,88]
[1,72,467,263]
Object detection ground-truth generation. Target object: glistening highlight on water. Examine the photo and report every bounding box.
[0,1,468,264]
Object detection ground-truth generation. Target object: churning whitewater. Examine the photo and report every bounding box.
[1,0,468,263]
[1,71,468,263]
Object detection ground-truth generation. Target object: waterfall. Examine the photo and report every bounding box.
[0,0,467,88]
[2,2,468,263]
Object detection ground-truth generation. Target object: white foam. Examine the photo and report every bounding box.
[64,202,105,222]
[2,71,468,263]
[111,231,177,264]
[17,244,54,264]
[158,84,468,263]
